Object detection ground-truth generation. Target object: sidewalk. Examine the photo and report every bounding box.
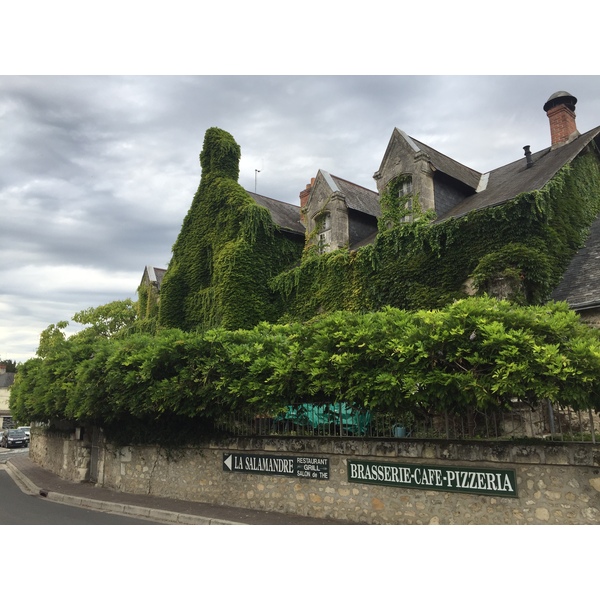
[2,453,350,525]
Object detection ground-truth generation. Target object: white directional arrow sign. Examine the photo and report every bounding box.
[223,452,329,479]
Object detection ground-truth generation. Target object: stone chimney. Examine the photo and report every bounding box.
[543,91,579,148]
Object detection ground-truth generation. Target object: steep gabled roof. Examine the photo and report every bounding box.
[378,128,482,192]
[376,121,600,311]
[410,135,482,191]
[327,173,380,217]
[438,127,600,221]
[247,191,305,235]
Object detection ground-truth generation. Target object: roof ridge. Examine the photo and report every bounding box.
[329,173,378,194]
[409,135,482,178]
[247,190,299,208]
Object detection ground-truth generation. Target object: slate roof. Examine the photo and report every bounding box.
[350,230,378,250]
[438,127,600,221]
[408,134,482,192]
[247,191,305,235]
[421,126,600,311]
[551,216,600,309]
[419,127,600,310]
[328,173,380,217]
[0,372,15,389]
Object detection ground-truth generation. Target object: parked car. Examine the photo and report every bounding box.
[1,429,28,448]
[17,426,31,443]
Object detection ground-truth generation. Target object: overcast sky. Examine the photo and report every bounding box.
[4,74,600,362]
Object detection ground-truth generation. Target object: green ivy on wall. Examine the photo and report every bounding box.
[273,153,600,317]
[157,128,304,332]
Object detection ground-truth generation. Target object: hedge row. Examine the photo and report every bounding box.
[11,297,600,429]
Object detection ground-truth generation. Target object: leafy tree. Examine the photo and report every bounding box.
[36,321,69,358]
[72,299,137,339]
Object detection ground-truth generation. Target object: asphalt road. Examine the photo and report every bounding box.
[0,469,160,525]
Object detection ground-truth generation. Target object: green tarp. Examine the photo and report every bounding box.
[277,403,371,436]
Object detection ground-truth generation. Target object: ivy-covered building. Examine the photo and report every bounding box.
[303,90,599,249]
[140,91,600,330]
[293,90,600,318]
[138,127,306,332]
[247,190,305,242]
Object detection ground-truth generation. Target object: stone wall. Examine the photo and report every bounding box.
[31,430,600,524]
[29,427,91,482]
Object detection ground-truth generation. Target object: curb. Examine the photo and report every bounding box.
[3,460,242,525]
[42,491,241,525]
[4,459,39,495]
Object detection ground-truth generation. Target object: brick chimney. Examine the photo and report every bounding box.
[299,178,315,209]
[299,177,315,223]
[0,363,6,375]
[543,91,579,148]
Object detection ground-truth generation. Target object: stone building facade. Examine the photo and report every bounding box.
[0,363,15,428]
[300,170,380,253]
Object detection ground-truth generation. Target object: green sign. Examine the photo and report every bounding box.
[223,453,329,480]
[348,460,517,498]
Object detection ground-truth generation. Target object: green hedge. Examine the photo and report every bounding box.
[11,297,600,430]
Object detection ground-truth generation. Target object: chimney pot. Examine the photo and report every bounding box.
[523,145,533,168]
